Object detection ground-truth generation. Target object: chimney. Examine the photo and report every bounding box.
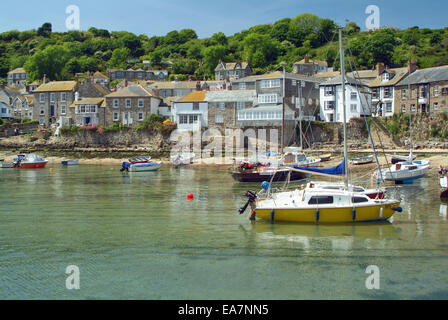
[154,89,160,97]
[408,59,418,74]
[376,62,385,76]
[124,79,128,87]
[196,81,201,91]
[304,56,310,64]
[75,92,79,101]
[43,74,47,84]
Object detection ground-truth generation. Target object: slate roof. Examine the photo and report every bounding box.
[105,85,155,98]
[34,81,77,92]
[369,68,409,87]
[396,65,448,86]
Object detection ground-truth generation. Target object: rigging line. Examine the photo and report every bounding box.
[344,38,392,187]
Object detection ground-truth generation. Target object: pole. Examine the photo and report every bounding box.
[339,28,349,188]
[407,62,413,160]
[281,65,285,154]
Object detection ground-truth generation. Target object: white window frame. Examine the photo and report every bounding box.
[61,105,66,115]
[113,112,119,121]
[138,112,144,121]
[350,104,358,112]
[434,86,439,97]
[113,99,119,108]
[39,93,45,103]
[138,99,144,108]
[258,94,278,104]
[215,114,224,124]
[50,93,55,102]
[239,82,246,90]
[261,79,280,88]
[219,102,225,111]
[61,92,66,102]
[350,92,358,100]
[236,101,244,110]
[126,99,131,108]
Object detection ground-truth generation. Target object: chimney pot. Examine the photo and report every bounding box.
[376,62,385,76]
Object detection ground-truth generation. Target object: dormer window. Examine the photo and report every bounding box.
[382,73,390,82]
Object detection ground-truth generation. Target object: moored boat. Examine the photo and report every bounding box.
[171,152,195,167]
[14,154,48,169]
[375,160,429,184]
[319,154,331,162]
[121,161,162,172]
[349,155,374,165]
[129,156,151,164]
[61,160,79,166]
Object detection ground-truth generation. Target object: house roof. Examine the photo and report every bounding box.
[25,96,34,104]
[396,65,448,86]
[294,59,328,67]
[233,71,322,83]
[8,68,26,74]
[34,81,77,92]
[205,90,256,102]
[369,67,409,87]
[93,71,108,79]
[149,81,199,90]
[179,90,207,102]
[215,61,250,71]
[70,98,105,108]
[105,85,154,98]
[320,75,365,86]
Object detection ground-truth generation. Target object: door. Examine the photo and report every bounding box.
[122,112,128,125]
[50,105,55,117]
[85,117,91,125]
[128,112,133,125]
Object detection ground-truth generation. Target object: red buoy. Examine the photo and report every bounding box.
[187,193,194,200]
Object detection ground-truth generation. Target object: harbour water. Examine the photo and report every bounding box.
[0,165,447,299]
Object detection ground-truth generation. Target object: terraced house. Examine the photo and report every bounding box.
[33,81,77,126]
[7,68,27,87]
[215,61,252,80]
[70,98,106,126]
[369,61,416,117]
[395,65,448,114]
[104,85,161,127]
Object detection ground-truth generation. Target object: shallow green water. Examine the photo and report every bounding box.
[0,165,447,299]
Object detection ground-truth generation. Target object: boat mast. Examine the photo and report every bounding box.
[339,28,349,188]
[281,62,286,154]
[407,62,413,161]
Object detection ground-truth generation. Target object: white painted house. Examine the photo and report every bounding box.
[172,91,208,131]
[319,76,372,122]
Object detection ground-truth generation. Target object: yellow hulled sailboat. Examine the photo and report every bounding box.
[240,29,402,224]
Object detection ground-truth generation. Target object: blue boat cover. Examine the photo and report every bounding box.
[294,158,345,176]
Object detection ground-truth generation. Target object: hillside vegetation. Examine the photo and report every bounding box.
[1,14,448,83]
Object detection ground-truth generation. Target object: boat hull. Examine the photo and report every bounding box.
[61,160,78,166]
[19,161,48,169]
[230,170,307,183]
[128,162,162,172]
[255,201,400,223]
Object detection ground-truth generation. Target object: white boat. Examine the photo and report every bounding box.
[171,153,195,166]
[121,161,162,172]
[349,155,374,165]
[387,152,416,164]
[307,181,386,199]
[238,29,401,223]
[282,147,321,167]
[376,160,429,184]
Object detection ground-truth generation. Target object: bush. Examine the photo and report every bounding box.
[60,125,81,134]
[0,118,3,126]
[430,127,440,137]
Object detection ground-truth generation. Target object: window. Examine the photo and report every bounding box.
[442,88,448,96]
[113,112,119,121]
[419,86,427,98]
[324,86,334,96]
[138,112,144,121]
[308,196,334,205]
[350,92,357,100]
[219,102,225,111]
[352,196,369,203]
[138,99,144,108]
[39,93,45,103]
[372,88,378,99]
[292,80,296,86]
[261,79,280,88]
[350,104,357,112]
[39,118,45,125]
[385,103,392,113]
[324,101,335,110]
[91,105,97,113]
[40,105,45,115]
[61,105,66,115]
[434,86,439,97]
[401,105,406,113]
[179,115,188,124]
[61,93,66,102]
[411,104,416,112]
[258,94,278,104]
[402,89,407,99]
[237,101,244,110]
[239,82,246,90]
[189,115,198,124]
[80,105,86,113]
[215,114,224,123]
[193,102,199,110]
[126,99,131,108]
[434,102,439,111]
[113,99,119,108]
[384,87,391,98]
[50,93,55,102]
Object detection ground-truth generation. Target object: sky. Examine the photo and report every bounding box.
[0,0,447,38]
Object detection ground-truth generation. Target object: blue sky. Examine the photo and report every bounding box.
[1,0,447,38]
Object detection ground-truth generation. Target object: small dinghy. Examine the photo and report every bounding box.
[129,156,151,164]
[170,153,195,167]
[319,154,331,162]
[349,155,374,165]
[121,161,162,172]
[61,160,78,166]
[1,161,14,168]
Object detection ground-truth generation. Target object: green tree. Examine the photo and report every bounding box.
[270,18,291,42]
[24,45,70,81]
[37,23,52,37]
[108,47,130,69]
[344,22,361,35]
[201,45,226,77]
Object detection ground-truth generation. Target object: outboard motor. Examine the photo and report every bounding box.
[239,190,257,214]
[120,161,130,172]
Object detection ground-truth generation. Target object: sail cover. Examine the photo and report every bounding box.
[294,158,345,176]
